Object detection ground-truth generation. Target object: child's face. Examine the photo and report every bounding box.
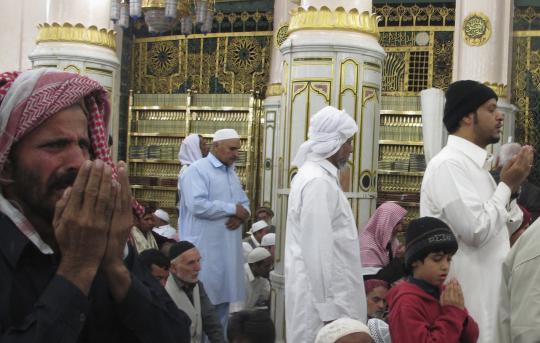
[412,252,452,287]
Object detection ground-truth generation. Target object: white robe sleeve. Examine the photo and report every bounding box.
[298,178,340,322]
[426,161,522,248]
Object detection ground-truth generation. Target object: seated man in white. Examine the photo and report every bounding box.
[165,241,225,343]
[242,220,270,259]
[260,233,276,261]
[231,248,273,312]
[153,209,178,241]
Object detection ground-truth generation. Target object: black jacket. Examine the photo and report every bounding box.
[0,212,191,342]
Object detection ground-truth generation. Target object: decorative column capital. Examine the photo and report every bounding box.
[483,81,507,99]
[288,6,380,38]
[266,83,284,97]
[36,23,116,51]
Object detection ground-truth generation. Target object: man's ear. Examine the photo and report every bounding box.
[461,112,475,126]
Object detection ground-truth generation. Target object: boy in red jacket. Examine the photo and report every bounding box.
[386,217,479,343]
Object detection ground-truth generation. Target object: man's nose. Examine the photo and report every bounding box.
[63,145,90,171]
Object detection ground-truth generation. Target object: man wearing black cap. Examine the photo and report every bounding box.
[420,80,534,343]
[165,241,225,343]
[386,217,479,343]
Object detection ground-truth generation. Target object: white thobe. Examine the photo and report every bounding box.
[497,219,540,343]
[180,153,249,305]
[285,159,366,343]
[421,135,522,343]
[153,224,178,240]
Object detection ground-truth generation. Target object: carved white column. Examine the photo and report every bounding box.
[261,0,297,210]
[452,0,516,152]
[29,0,121,160]
[270,1,385,341]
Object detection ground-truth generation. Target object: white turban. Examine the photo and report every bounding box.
[292,106,358,168]
[178,133,203,166]
[315,318,371,343]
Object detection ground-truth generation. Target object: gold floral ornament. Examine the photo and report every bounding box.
[148,41,179,77]
[288,6,380,38]
[228,38,261,74]
[275,24,289,47]
[462,12,491,46]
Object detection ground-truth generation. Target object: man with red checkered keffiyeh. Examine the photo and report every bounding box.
[0,69,191,342]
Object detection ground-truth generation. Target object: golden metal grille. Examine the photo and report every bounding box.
[512,7,540,185]
[132,32,272,94]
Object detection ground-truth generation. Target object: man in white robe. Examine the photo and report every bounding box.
[285,106,367,343]
[153,208,178,241]
[420,80,533,343]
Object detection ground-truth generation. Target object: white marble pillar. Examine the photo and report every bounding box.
[0,0,46,71]
[452,0,516,152]
[261,0,297,210]
[271,1,385,341]
[29,0,121,160]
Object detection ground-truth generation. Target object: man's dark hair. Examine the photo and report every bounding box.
[139,249,170,270]
[143,205,155,216]
[227,310,275,343]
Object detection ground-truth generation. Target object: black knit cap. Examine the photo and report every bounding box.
[404,217,458,269]
[169,241,196,261]
[443,80,498,133]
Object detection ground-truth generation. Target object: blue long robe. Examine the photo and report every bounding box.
[180,153,249,304]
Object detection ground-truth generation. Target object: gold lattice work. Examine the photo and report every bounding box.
[512,16,540,184]
[375,4,455,27]
[132,32,272,94]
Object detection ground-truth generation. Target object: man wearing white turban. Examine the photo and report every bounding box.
[285,106,367,343]
[177,133,209,229]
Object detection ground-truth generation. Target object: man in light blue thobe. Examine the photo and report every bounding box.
[180,128,250,331]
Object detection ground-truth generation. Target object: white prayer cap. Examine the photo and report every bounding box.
[249,220,269,234]
[315,318,371,343]
[247,247,271,264]
[292,106,358,168]
[153,209,170,223]
[213,128,240,142]
[261,233,275,247]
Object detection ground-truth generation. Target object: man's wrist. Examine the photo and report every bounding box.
[57,262,99,295]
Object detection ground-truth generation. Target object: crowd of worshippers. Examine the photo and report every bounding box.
[1,67,540,343]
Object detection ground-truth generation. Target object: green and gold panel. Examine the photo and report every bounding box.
[512,19,540,184]
[132,32,272,94]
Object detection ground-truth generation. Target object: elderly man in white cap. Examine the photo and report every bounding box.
[231,247,272,313]
[242,220,270,259]
[180,128,250,330]
[315,318,374,343]
[153,209,178,241]
[260,233,275,260]
[285,106,367,343]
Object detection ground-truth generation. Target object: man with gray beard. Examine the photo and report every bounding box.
[284,106,367,343]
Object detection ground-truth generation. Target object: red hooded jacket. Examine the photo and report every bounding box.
[386,280,479,343]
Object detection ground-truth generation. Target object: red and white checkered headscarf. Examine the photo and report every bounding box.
[0,69,141,253]
[0,69,112,171]
[360,202,407,268]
